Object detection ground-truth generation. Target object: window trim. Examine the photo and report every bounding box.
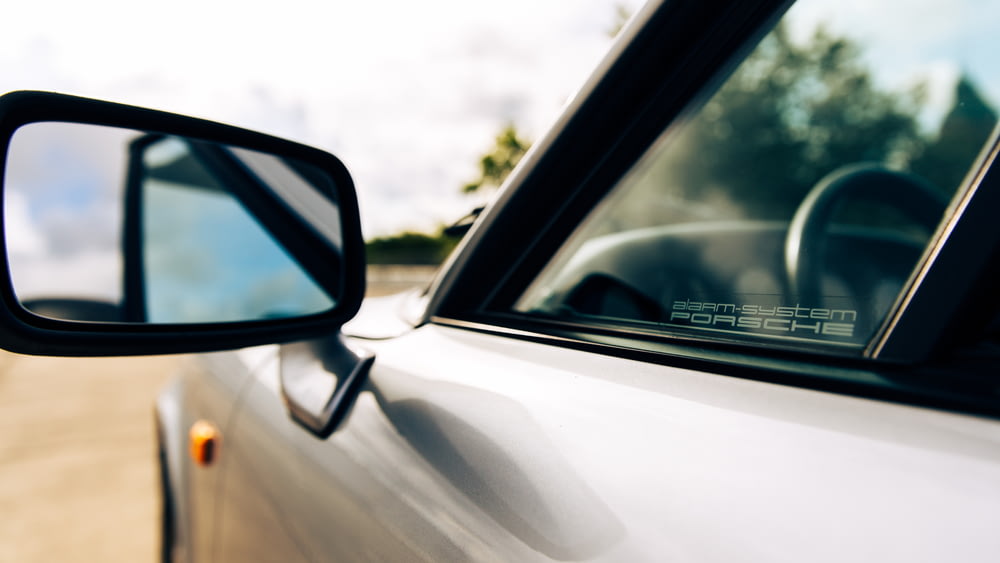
[430,314,1000,420]
[871,132,1000,362]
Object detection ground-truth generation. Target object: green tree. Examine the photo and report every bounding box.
[365,231,459,265]
[462,123,531,194]
[366,123,530,265]
[608,4,633,38]
[463,3,631,195]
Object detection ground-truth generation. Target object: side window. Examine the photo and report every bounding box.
[138,137,334,323]
[514,0,999,350]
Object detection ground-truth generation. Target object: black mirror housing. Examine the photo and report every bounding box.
[0,91,366,356]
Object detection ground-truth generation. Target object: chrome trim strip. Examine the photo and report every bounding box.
[432,314,860,355]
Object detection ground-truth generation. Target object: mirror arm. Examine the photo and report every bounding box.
[280,334,374,438]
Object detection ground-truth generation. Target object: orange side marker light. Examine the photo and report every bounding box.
[189,420,221,467]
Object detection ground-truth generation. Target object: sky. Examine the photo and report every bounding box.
[5,0,1000,315]
[1,0,646,238]
[5,0,998,241]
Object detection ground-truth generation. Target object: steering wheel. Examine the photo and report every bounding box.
[784,163,949,306]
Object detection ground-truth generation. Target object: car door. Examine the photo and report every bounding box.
[213,316,1000,561]
[211,0,1000,560]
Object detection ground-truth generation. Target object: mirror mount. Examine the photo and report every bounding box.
[280,334,375,438]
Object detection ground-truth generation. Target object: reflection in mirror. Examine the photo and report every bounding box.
[4,122,343,324]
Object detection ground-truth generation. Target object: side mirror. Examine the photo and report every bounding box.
[0,91,366,356]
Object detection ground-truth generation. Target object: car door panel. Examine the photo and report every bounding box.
[215,323,1000,562]
[160,347,274,561]
[215,342,446,562]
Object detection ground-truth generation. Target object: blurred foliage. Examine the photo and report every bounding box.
[462,124,531,194]
[608,4,634,38]
[368,125,529,265]
[464,1,632,195]
[365,231,459,265]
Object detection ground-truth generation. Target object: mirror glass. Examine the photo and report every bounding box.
[4,122,344,324]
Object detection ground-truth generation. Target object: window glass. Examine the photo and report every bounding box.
[514,0,1000,349]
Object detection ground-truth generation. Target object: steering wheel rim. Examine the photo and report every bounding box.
[784,163,949,306]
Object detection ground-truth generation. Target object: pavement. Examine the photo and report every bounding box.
[0,352,178,561]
